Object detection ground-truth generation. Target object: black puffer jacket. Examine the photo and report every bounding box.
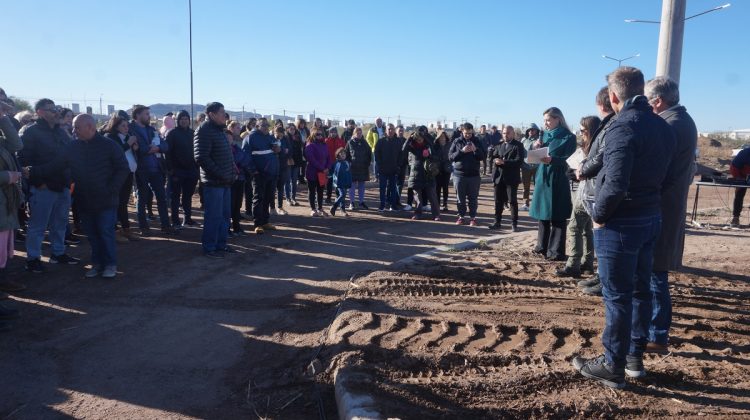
[166,125,198,178]
[404,137,436,189]
[67,133,130,211]
[18,119,72,192]
[346,137,372,182]
[194,119,235,187]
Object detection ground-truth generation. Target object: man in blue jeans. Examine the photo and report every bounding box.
[572,67,676,389]
[68,114,129,278]
[19,98,80,273]
[194,102,236,258]
[374,124,402,212]
[129,105,179,236]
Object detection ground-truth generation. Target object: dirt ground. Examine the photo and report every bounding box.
[321,224,750,418]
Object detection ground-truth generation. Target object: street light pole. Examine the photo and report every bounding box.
[656,0,686,83]
[188,0,195,128]
[626,2,731,84]
[602,53,640,67]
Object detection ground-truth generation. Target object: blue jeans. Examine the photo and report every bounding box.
[594,212,662,368]
[275,166,292,208]
[135,171,170,229]
[81,207,117,267]
[333,187,348,210]
[452,175,480,218]
[649,270,671,345]
[378,173,398,209]
[287,165,300,200]
[26,187,70,260]
[201,185,231,253]
[349,181,366,204]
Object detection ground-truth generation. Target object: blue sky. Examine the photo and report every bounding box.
[2,0,747,131]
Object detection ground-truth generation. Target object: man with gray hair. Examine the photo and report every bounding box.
[68,114,130,278]
[572,67,675,389]
[643,76,697,354]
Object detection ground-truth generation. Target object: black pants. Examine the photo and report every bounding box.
[734,187,747,218]
[414,186,439,218]
[230,180,245,232]
[117,172,134,229]
[493,181,518,225]
[435,172,450,207]
[326,177,335,201]
[308,179,324,210]
[252,174,274,227]
[535,219,567,259]
[244,173,254,216]
[170,174,198,225]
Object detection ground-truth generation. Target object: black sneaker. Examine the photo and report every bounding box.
[25,259,45,273]
[161,226,180,235]
[14,230,25,242]
[183,219,198,226]
[578,275,600,288]
[556,266,581,278]
[582,282,603,296]
[581,266,595,276]
[572,355,625,389]
[330,206,337,216]
[488,222,501,230]
[625,354,646,378]
[65,234,82,245]
[511,224,518,232]
[220,246,237,254]
[204,250,225,259]
[359,202,369,210]
[49,254,81,265]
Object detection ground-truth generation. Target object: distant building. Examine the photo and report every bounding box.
[308,113,316,122]
[729,129,750,141]
[72,103,80,113]
[107,105,115,115]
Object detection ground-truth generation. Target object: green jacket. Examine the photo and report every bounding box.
[529,126,576,221]
[0,116,23,231]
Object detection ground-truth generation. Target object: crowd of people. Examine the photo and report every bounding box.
[0,63,725,392]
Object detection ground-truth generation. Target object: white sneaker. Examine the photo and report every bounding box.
[520,205,529,211]
[270,208,279,216]
[311,210,320,217]
[277,208,288,215]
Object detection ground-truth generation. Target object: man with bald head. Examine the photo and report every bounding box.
[68,114,129,278]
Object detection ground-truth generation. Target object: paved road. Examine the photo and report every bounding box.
[0,180,539,418]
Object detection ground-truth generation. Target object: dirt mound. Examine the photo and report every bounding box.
[322,231,750,418]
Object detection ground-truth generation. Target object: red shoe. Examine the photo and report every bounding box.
[456,217,465,225]
[469,218,477,227]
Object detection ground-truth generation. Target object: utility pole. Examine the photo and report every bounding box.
[242,105,245,122]
[99,94,103,116]
[656,0,686,84]
[189,0,195,128]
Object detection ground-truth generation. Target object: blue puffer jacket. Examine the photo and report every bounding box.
[331,159,352,189]
[593,96,676,223]
[242,129,279,177]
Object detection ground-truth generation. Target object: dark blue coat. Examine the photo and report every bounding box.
[67,133,129,211]
[593,96,676,223]
[243,129,279,177]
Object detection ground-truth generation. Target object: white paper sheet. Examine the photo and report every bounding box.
[526,147,549,164]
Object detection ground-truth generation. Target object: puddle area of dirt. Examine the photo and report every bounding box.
[321,229,750,418]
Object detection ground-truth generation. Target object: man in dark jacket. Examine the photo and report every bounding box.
[485,125,502,175]
[166,110,199,227]
[571,86,616,294]
[374,124,402,211]
[449,123,486,225]
[644,76,698,354]
[242,118,280,234]
[194,102,235,257]
[18,99,80,273]
[489,126,524,231]
[69,114,129,278]
[572,67,676,389]
[129,105,177,236]
[730,148,750,226]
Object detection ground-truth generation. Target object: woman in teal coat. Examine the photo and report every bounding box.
[529,107,577,260]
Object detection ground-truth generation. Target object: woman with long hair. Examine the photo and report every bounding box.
[529,107,577,260]
[304,128,331,216]
[103,114,139,242]
[557,115,601,278]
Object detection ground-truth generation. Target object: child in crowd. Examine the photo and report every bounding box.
[330,148,352,216]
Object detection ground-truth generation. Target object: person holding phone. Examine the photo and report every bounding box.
[449,123,486,226]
